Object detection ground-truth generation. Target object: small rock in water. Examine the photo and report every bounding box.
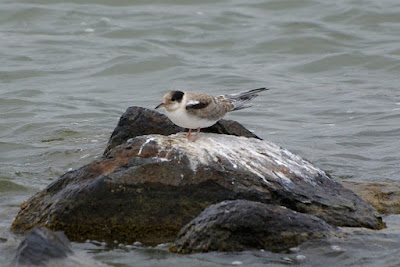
[172,200,334,253]
[11,227,73,266]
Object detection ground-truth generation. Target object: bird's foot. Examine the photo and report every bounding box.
[187,134,199,142]
[186,128,200,142]
[185,128,192,139]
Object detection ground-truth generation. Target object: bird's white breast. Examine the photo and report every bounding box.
[166,105,218,129]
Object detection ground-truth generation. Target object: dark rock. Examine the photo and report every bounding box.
[11,133,384,245]
[104,106,260,154]
[171,200,335,253]
[11,227,72,266]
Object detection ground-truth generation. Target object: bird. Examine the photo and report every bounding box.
[155,87,269,141]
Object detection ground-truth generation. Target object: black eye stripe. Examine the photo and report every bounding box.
[171,91,184,102]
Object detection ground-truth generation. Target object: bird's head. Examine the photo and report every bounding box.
[155,91,184,111]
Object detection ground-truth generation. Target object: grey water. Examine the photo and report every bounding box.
[1,0,400,266]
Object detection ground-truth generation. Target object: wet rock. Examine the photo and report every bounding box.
[341,181,400,214]
[171,200,335,253]
[11,133,384,245]
[104,106,259,153]
[11,227,72,266]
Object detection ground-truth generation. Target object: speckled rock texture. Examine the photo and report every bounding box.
[11,107,384,250]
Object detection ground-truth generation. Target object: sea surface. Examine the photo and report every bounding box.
[1,0,400,266]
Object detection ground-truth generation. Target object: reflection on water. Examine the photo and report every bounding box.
[1,0,400,266]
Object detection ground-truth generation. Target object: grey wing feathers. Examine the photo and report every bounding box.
[222,87,269,111]
[185,88,268,120]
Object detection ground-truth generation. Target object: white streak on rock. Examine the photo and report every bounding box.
[140,133,327,187]
[138,137,155,156]
[275,171,293,187]
[154,157,170,162]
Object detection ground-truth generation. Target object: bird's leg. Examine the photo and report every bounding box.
[185,128,192,139]
[188,128,201,142]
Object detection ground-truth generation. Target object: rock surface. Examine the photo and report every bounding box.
[171,200,335,253]
[341,181,400,214]
[11,227,72,266]
[104,106,260,153]
[11,131,384,244]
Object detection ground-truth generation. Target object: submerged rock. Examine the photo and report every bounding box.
[11,227,106,267]
[11,132,384,244]
[171,200,335,253]
[104,106,259,153]
[11,227,72,266]
[341,181,400,214]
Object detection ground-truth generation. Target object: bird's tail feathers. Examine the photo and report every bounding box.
[225,87,268,100]
[232,103,252,111]
[223,87,268,111]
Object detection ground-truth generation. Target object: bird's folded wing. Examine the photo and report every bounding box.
[186,95,232,121]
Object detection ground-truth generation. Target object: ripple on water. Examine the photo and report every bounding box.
[330,153,372,161]
[90,55,184,77]
[0,180,28,193]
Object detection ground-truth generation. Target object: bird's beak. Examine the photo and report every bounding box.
[155,103,165,109]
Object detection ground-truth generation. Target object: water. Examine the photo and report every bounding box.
[1,0,400,265]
